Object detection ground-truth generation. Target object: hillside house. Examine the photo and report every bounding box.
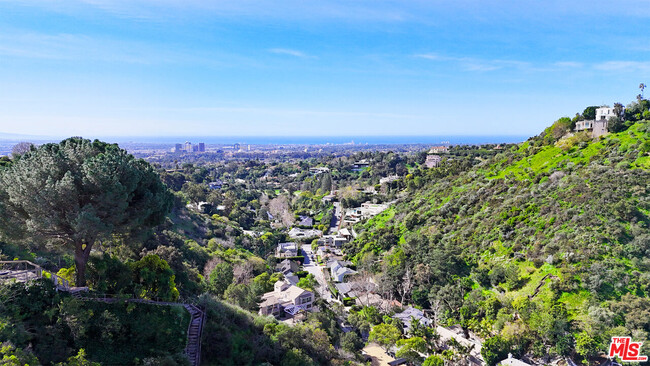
[309,167,330,175]
[352,159,370,171]
[329,260,357,282]
[243,230,264,238]
[380,175,400,184]
[334,282,359,300]
[596,106,616,121]
[338,228,353,241]
[575,106,620,138]
[276,259,299,275]
[285,274,299,286]
[259,280,314,318]
[317,234,347,248]
[360,203,389,217]
[429,145,449,154]
[575,119,609,138]
[343,203,388,224]
[276,242,298,258]
[343,209,362,224]
[393,307,433,333]
[592,120,609,138]
[208,180,223,189]
[498,354,532,366]
[425,154,442,168]
[316,246,332,262]
[436,325,484,365]
[288,227,322,239]
[574,119,593,131]
[298,216,314,227]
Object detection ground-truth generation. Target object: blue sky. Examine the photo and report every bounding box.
[0,0,649,139]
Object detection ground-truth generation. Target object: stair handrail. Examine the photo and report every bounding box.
[0,260,69,289]
[2,260,204,366]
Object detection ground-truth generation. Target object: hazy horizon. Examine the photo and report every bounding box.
[0,132,529,145]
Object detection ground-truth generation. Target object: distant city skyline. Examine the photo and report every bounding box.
[0,1,648,137]
[0,133,529,146]
[171,141,206,153]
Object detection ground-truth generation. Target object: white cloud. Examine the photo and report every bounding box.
[414,53,530,72]
[414,53,455,62]
[0,32,260,68]
[0,33,160,63]
[554,61,583,68]
[268,48,315,59]
[416,53,650,75]
[594,61,650,72]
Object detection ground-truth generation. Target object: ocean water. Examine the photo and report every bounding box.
[110,135,529,145]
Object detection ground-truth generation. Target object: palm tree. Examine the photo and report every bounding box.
[409,316,425,337]
[641,83,647,99]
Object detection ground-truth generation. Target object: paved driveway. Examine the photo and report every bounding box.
[301,244,335,303]
[328,201,342,234]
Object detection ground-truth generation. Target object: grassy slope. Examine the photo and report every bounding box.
[489,122,650,180]
[353,120,650,343]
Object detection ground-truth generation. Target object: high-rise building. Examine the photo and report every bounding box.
[173,141,204,153]
[233,143,241,150]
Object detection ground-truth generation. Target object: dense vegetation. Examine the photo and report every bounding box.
[198,296,346,366]
[346,107,650,364]
[1,99,649,365]
[0,138,173,286]
[0,139,349,365]
[0,279,189,365]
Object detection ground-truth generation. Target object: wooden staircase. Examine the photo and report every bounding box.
[68,287,88,298]
[183,304,205,366]
[2,260,206,366]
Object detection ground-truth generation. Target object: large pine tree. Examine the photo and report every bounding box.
[0,137,173,285]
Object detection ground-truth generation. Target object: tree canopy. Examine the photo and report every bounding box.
[0,138,173,285]
[368,323,402,350]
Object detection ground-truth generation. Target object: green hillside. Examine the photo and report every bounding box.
[0,279,190,365]
[347,118,650,363]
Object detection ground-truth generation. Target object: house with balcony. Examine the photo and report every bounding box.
[259,280,314,318]
[317,234,348,248]
[575,106,620,138]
